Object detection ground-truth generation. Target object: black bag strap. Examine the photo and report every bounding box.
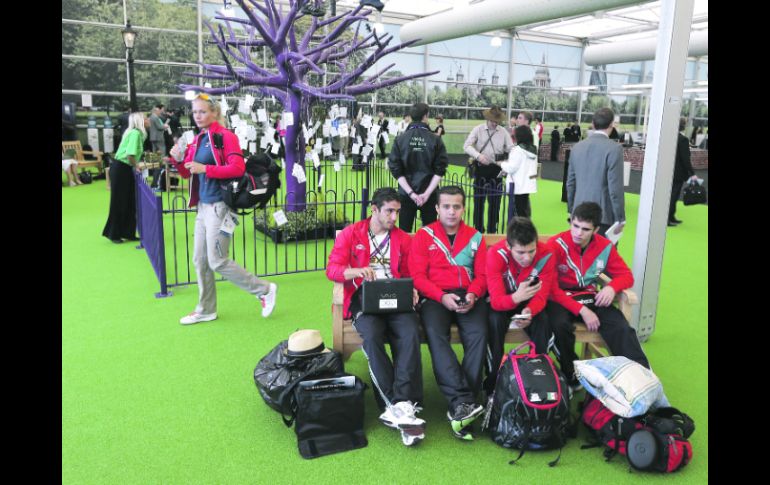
[278,366,327,427]
[508,422,531,465]
[548,427,564,467]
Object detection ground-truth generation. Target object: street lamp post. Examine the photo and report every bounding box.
[121,20,138,112]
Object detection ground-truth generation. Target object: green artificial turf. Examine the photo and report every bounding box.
[62,177,707,484]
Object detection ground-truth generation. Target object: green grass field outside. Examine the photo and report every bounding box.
[63,166,707,484]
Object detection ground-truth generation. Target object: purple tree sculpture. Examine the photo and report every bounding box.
[180,0,438,211]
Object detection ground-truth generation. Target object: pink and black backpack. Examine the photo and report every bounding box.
[482,341,574,466]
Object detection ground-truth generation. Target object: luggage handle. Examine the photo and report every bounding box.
[510,340,538,358]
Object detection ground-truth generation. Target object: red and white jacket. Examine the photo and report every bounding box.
[409,221,487,303]
[326,218,412,319]
[173,121,245,208]
[547,230,634,315]
[486,240,555,315]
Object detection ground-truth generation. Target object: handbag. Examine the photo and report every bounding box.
[466,129,497,179]
[682,180,707,206]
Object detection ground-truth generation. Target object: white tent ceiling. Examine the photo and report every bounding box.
[335,0,707,47]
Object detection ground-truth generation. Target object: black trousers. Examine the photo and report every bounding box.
[352,311,423,409]
[473,176,503,233]
[420,298,488,410]
[514,194,531,219]
[545,301,650,379]
[398,191,438,233]
[669,179,685,221]
[102,161,137,241]
[551,142,560,161]
[378,137,387,158]
[483,307,553,395]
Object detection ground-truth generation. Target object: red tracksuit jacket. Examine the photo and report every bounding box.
[326,218,412,319]
[409,221,487,303]
[547,230,634,315]
[486,240,555,315]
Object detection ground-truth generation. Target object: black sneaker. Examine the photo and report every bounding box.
[447,402,483,440]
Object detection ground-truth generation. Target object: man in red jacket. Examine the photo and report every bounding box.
[546,202,650,389]
[409,185,488,441]
[484,217,555,396]
[326,187,425,447]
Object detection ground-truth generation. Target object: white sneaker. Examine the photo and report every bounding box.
[259,283,278,317]
[379,401,426,434]
[179,312,217,325]
[400,429,425,447]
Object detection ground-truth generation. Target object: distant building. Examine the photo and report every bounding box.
[533,54,551,88]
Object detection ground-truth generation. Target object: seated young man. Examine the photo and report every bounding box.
[546,202,650,390]
[409,185,488,441]
[483,217,555,396]
[326,187,425,447]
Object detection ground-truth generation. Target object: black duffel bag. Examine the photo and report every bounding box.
[253,337,343,415]
[293,374,368,459]
[682,179,707,206]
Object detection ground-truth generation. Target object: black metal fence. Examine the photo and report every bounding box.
[148,156,515,291]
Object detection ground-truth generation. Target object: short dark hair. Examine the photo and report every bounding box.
[437,185,465,206]
[514,125,534,145]
[409,102,429,122]
[679,117,687,132]
[436,114,444,122]
[371,187,401,209]
[155,104,164,110]
[592,107,614,130]
[519,111,533,124]
[506,217,538,247]
[572,202,603,228]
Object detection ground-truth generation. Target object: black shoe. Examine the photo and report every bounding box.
[671,217,683,223]
[667,220,680,227]
[124,236,140,241]
[110,238,123,244]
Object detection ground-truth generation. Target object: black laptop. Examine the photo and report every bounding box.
[361,278,414,314]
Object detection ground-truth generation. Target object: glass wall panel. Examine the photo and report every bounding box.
[62,58,125,92]
[62,23,125,58]
[430,34,510,62]
[62,0,123,23]
[514,40,581,69]
[512,65,579,88]
[128,0,198,31]
[383,23,422,54]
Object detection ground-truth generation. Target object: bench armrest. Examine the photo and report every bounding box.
[332,281,344,305]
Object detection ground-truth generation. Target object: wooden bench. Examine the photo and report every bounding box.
[62,141,109,189]
[331,233,638,361]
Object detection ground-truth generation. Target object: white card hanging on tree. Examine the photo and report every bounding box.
[270,142,280,155]
[310,151,320,168]
[329,105,339,120]
[238,98,251,114]
[339,107,347,118]
[264,127,276,140]
[367,129,378,145]
[260,136,269,149]
[351,143,360,155]
[322,124,331,137]
[338,124,349,137]
[361,145,373,158]
[282,112,294,126]
[330,126,339,137]
[382,132,389,145]
[257,109,267,122]
[273,209,288,227]
[313,120,321,132]
[333,162,341,172]
[388,120,398,134]
[220,95,229,113]
[338,151,346,165]
[318,174,325,188]
[356,136,363,145]
[292,164,306,184]
[322,143,333,157]
[361,115,373,129]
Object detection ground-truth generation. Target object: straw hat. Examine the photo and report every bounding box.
[482,106,505,124]
[286,329,331,357]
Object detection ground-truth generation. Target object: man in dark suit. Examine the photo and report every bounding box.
[669,117,697,226]
[377,111,390,159]
[550,126,561,161]
[566,108,625,238]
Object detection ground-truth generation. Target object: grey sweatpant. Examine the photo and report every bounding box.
[193,201,271,314]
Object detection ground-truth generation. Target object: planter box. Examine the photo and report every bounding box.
[254,222,348,243]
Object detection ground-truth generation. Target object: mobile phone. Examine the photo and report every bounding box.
[527,275,540,286]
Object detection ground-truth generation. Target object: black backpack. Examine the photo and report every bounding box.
[79,171,93,184]
[222,152,282,213]
[482,341,573,466]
